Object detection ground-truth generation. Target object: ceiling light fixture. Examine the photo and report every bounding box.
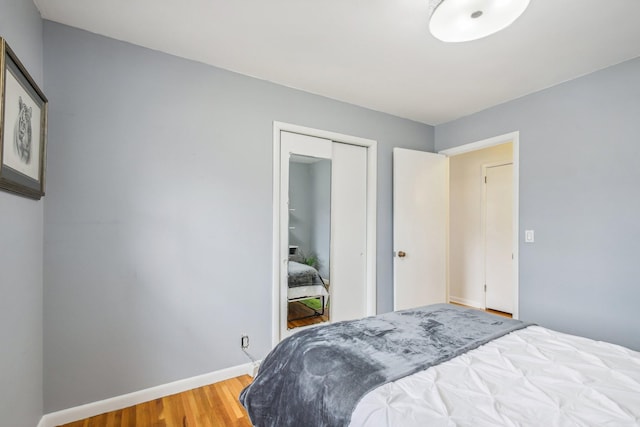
[428,0,530,43]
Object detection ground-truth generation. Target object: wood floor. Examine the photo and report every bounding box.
[485,308,512,318]
[287,300,329,329]
[59,376,253,427]
[286,301,510,329]
[450,301,513,318]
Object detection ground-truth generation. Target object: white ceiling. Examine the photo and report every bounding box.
[34,0,640,125]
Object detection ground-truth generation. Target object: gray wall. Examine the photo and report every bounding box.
[310,160,331,278]
[0,0,44,426]
[42,21,433,411]
[288,160,331,278]
[288,162,313,254]
[436,57,640,351]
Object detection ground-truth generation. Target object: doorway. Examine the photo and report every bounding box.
[443,132,519,318]
[448,144,514,313]
[393,132,519,319]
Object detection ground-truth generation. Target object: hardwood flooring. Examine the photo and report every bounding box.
[287,300,329,329]
[485,308,512,318]
[287,301,511,329]
[58,375,253,427]
[450,301,513,318]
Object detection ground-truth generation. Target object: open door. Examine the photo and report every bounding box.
[393,148,448,311]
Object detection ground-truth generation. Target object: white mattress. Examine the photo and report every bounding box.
[350,326,640,426]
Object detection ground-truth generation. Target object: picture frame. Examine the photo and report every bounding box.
[0,38,48,200]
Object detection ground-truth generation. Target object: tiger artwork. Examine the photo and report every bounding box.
[14,96,33,164]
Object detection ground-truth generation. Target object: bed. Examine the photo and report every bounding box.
[287,260,328,316]
[240,304,640,426]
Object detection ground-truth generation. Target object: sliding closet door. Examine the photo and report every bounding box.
[331,143,368,322]
[279,131,332,339]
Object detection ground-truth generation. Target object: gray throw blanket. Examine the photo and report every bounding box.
[240,304,530,427]
[288,261,326,288]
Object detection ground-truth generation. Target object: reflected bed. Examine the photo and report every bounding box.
[287,261,328,316]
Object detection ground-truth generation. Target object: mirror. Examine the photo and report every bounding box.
[287,154,331,329]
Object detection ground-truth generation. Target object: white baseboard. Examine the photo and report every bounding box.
[449,295,484,310]
[38,362,256,427]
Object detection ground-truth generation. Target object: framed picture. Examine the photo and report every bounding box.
[0,38,48,200]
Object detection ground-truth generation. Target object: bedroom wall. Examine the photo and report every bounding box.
[289,160,330,277]
[310,161,331,278]
[288,163,313,255]
[0,1,44,426]
[436,57,640,351]
[42,21,434,412]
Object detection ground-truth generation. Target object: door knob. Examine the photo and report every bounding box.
[397,251,407,258]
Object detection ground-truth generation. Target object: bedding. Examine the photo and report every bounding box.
[240,303,640,426]
[239,304,529,426]
[350,325,640,426]
[288,260,326,288]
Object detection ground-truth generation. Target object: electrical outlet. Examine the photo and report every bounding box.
[241,334,249,349]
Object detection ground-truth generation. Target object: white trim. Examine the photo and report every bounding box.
[365,143,378,316]
[37,363,256,427]
[439,132,517,157]
[439,131,520,319]
[444,157,450,307]
[272,123,281,349]
[272,121,377,347]
[274,122,377,147]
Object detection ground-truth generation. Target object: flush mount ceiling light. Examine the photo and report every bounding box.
[428,0,530,42]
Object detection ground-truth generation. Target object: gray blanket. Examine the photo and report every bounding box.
[288,261,326,288]
[240,303,531,427]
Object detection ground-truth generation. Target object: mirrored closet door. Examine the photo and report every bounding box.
[287,154,332,328]
[278,130,369,340]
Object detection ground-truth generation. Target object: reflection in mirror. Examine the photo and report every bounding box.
[287,154,331,329]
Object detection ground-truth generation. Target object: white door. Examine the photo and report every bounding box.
[331,143,368,322]
[279,132,369,337]
[393,148,448,311]
[484,163,513,313]
[279,132,333,338]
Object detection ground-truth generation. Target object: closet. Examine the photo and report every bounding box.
[272,124,376,343]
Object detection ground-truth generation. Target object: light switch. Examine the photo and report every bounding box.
[525,230,535,243]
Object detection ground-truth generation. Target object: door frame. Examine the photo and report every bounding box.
[272,121,377,346]
[439,131,520,319]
